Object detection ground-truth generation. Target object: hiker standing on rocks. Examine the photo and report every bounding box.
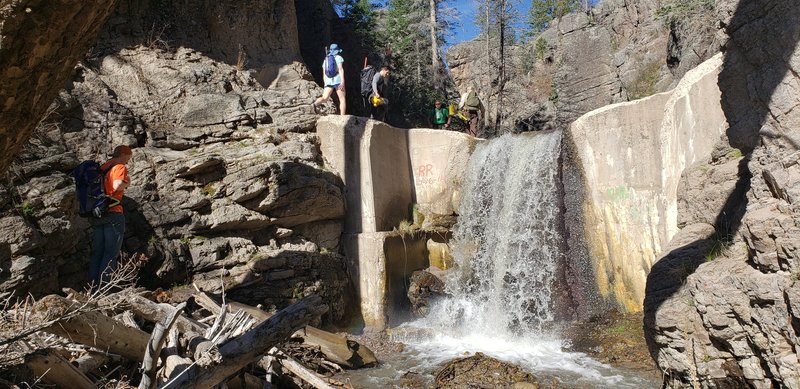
[455,85,484,137]
[89,145,132,289]
[313,43,346,115]
[369,66,391,122]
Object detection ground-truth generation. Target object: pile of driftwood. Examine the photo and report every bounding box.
[3,286,376,388]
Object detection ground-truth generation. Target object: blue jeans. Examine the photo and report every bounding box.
[89,212,125,288]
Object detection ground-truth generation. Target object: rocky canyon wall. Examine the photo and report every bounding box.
[0,1,354,323]
[446,0,721,132]
[644,0,800,387]
[0,0,119,175]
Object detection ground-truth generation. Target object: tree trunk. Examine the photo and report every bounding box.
[496,0,506,131]
[430,0,438,84]
[35,295,150,362]
[139,302,186,389]
[25,348,95,389]
[485,0,491,129]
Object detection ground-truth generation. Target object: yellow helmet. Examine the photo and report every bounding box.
[370,96,384,107]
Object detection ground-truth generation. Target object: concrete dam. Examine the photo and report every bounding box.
[317,52,727,331]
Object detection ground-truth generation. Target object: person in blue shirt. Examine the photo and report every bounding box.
[312,43,346,115]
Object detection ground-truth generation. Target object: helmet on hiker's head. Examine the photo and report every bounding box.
[329,43,342,55]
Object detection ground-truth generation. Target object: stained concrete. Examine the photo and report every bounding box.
[565,53,727,311]
[318,116,476,330]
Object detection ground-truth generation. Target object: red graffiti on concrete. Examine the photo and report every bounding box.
[418,164,434,177]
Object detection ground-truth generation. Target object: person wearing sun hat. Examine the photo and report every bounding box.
[312,43,346,115]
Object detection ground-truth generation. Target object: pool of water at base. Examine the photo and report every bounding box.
[333,331,661,389]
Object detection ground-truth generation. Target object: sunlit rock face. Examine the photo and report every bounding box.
[445,0,720,132]
[644,0,800,387]
[564,53,727,313]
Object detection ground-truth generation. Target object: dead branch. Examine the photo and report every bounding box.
[265,348,335,389]
[25,348,95,389]
[163,295,327,388]
[127,294,206,334]
[139,302,186,389]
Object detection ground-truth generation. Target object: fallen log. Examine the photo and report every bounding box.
[162,295,327,388]
[294,326,377,368]
[72,350,110,374]
[25,348,95,389]
[193,293,374,368]
[266,348,336,389]
[127,295,206,334]
[139,302,186,389]
[34,295,149,362]
[193,292,271,322]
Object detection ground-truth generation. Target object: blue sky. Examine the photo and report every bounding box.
[448,0,600,45]
[450,0,480,44]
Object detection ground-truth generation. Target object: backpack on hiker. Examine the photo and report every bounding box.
[73,160,117,218]
[465,91,481,111]
[324,53,339,78]
[360,65,376,98]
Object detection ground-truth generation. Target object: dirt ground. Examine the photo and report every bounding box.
[561,310,661,382]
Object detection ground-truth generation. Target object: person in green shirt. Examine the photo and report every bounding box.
[429,100,449,129]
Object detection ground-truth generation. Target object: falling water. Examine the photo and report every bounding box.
[372,132,658,388]
[428,130,564,337]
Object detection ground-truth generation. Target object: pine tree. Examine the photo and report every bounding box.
[528,0,580,34]
[380,0,454,125]
[338,0,380,50]
[475,0,517,134]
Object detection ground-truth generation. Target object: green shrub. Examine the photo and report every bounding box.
[625,60,662,100]
[15,201,34,218]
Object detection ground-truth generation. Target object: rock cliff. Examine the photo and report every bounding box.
[644,0,800,386]
[446,0,720,131]
[0,0,353,323]
[0,0,119,174]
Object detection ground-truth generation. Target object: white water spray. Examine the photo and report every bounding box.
[426,131,563,338]
[389,132,656,388]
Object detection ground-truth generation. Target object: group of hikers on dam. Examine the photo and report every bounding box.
[310,43,486,137]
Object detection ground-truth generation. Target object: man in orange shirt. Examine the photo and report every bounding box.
[89,145,132,289]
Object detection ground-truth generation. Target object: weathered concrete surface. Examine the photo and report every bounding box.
[318,117,476,330]
[317,116,475,233]
[343,232,429,331]
[407,129,476,217]
[317,116,413,233]
[565,53,726,311]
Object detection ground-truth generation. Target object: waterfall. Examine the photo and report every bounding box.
[391,131,592,377]
[426,130,564,338]
[375,132,657,388]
